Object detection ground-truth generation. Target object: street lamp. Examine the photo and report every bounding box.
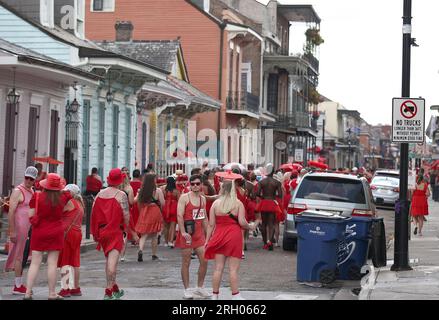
[66,81,80,114]
[6,67,20,105]
[106,71,114,103]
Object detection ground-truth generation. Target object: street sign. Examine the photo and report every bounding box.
[392,98,425,143]
[295,149,303,162]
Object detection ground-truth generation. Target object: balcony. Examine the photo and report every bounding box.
[265,112,312,131]
[226,91,259,116]
[303,52,319,74]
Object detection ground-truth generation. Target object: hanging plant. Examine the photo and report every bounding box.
[308,87,321,105]
[305,28,324,47]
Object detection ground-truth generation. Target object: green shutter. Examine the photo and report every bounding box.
[126,108,132,169]
[98,102,105,178]
[82,100,91,190]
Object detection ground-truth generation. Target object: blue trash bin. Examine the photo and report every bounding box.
[337,216,372,280]
[296,211,349,284]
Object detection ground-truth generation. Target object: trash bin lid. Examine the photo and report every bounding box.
[299,210,347,220]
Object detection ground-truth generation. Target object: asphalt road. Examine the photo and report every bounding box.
[0,207,396,300]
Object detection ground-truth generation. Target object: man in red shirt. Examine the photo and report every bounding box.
[86,168,103,196]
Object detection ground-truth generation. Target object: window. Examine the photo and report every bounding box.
[91,0,115,12]
[40,0,54,28]
[75,0,85,37]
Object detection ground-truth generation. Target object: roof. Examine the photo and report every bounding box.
[167,76,221,108]
[0,38,101,81]
[95,40,183,75]
[184,0,225,27]
[0,1,168,75]
[277,4,321,24]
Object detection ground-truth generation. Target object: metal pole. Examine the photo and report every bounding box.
[391,0,413,271]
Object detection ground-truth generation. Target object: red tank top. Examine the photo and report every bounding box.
[183,195,206,221]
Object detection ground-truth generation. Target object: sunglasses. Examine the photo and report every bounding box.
[25,177,35,182]
[190,182,201,186]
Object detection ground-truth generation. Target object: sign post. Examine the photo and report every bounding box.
[391,0,415,272]
[392,98,425,143]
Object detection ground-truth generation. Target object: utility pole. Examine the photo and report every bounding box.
[347,128,352,169]
[391,0,413,271]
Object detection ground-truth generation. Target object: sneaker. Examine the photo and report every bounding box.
[183,289,194,300]
[263,243,269,250]
[104,288,114,300]
[212,293,219,300]
[157,235,161,245]
[232,293,245,300]
[164,242,168,247]
[414,227,418,235]
[69,288,82,296]
[120,256,125,262]
[242,252,245,259]
[274,242,281,248]
[252,230,258,237]
[58,288,71,298]
[191,252,197,259]
[12,285,27,295]
[192,287,212,298]
[152,255,159,261]
[112,285,124,300]
[168,242,174,249]
[268,241,273,251]
[137,250,143,262]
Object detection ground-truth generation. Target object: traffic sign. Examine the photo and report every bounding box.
[295,149,304,162]
[392,98,425,143]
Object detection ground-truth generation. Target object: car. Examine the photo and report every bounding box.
[283,172,376,251]
[373,169,399,179]
[370,175,400,206]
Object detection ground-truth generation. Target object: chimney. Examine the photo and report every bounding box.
[115,21,133,42]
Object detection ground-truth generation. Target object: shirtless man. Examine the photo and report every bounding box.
[256,164,283,251]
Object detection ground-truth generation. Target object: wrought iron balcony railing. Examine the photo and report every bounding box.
[226,91,259,115]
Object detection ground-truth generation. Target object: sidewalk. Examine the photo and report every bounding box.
[360,199,439,300]
[0,225,95,272]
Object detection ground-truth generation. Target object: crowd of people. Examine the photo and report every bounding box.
[4,160,432,300]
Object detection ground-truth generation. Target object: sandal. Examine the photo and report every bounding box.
[48,295,64,300]
[23,295,33,300]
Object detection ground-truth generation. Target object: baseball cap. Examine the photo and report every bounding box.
[64,184,81,196]
[24,166,38,180]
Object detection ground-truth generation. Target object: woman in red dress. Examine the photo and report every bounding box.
[57,184,84,298]
[128,169,142,243]
[24,174,73,300]
[205,172,256,300]
[411,174,430,236]
[135,174,164,261]
[162,176,180,248]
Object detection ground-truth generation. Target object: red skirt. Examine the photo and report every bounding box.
[246,200,257,222]
[58,229,82,267]
[135,204,163,234]
[96,228,124,257]
[411,192,429,216]
[256,199,282,215]
[175,220,205,249]
[205,216,242,259]
[163,200,178,223]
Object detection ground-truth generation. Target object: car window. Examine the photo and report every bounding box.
[372,176,399,187]
[296,176,366,204]
[375,172,399,179]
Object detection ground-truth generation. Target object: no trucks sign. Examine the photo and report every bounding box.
[392,98,425,143]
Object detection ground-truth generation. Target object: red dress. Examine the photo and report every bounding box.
[29,191,72,251]
[135,202,162,234]
[175,197,206,249]
[91,197,124,257]
[58,199,83,267]
[163,190,178,223]
[283,180,292,215]
[128,180,142,240]
[246,184,258,222]
[205,215,242,260]
[411,183,429,216]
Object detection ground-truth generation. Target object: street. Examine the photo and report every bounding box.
[0,207,395,300]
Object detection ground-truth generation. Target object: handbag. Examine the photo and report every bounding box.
[184,196,203,235]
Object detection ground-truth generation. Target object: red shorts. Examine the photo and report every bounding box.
[96,229,124,257]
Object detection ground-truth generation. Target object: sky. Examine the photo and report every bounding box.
[257,0,439,126]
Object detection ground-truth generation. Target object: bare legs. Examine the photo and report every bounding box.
[138,233,158,257]
[25,250,59,299]
[105,249,119,290]
[261,212,275,244]
[168,222,176,246]
[181,246,208,289]
[212,255,241,295]
[415,216,425,236]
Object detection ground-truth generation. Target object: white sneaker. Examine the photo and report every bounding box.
[182,289,193,300]
[211,293,219,300]
[120,256,125,262]
[232,293,245,300]
[164,242,168,247]
[192,287,212,298]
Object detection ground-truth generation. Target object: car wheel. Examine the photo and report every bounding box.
[282,236,297,251]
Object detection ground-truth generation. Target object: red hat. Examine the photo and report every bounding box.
[107,168,126,186]
[215,170,243,181]
[177,175,188,182]
[39,173,66,191]
[156,178,167,186]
